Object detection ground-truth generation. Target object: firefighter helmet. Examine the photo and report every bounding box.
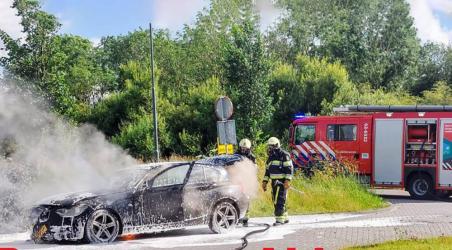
[239,138,251,149]
[267,137,280,148]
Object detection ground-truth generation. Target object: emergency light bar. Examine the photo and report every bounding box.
[333,105,452,113]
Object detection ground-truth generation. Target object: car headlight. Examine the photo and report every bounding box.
[56,204,89,217]
[39,208,50,223]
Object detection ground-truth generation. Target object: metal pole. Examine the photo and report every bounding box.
[149,22,159,162]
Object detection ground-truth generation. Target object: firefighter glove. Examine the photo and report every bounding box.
[284,180,290,190]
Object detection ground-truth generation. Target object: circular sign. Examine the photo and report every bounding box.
[215,96,233,120]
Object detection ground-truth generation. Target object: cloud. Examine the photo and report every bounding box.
[151,0,208,31]
[0,0,22,58]
[408,0,452,44]
[255,0,283,31]
[429,0,452,14]
[89,37,101,47]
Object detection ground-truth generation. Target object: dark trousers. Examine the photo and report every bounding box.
[271,181,288,222]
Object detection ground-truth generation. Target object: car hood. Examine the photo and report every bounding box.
[37,189,131,207]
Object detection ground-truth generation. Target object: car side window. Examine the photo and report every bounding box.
[187,164,207,185]
[204,166,223,183]
[152,165,190,188]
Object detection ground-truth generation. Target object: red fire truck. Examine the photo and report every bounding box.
[289,105,452,199]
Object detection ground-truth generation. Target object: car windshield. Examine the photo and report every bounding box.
[108,166,165,190]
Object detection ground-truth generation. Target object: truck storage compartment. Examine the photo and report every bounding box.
[405,120,437,166]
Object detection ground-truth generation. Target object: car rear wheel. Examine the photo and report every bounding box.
[85,209,120,243]
[408,174,433,199]
[209,201,238,234]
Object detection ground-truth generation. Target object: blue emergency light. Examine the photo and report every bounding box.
[293,113,306,119]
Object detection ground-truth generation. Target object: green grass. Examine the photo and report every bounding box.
[248,172,387,217]
[344,237,452,250]
[248,143,387,216]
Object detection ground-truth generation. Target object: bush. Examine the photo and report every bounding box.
[111,115,154,161]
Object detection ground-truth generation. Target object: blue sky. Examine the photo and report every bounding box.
[40,0,209,42]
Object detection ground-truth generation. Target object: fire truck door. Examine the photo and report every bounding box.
[374,119,403,185]
[327,118,360,165]
[439,119,452,186]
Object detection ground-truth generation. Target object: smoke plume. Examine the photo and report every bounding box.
[0,81,136,233]
[226,158,259,199]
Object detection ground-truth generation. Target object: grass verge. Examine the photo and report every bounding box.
[248,172,387,217]
[343,237,452,250]
[248,143,387,217]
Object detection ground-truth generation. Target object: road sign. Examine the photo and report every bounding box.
[217,120,237,145]
[218,144,234,155]
[215,96,233,121]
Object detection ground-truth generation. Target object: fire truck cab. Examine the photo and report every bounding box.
[289,105,452,199]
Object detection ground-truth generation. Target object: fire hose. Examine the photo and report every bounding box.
[235,222,271,250]
[235,181,304,250]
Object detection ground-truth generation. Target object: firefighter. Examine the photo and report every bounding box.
[262,137,294,226]
[235,138,256,163]
[235,138,255,227]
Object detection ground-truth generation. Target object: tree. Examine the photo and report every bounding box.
[224,18,273,139]
[161,77,223,156]
[0,0,114,119]
[270,0,420,89]
[413,43,448,94]
[421,81,452,105]
[0,0,60,83]
[269,55,355,135]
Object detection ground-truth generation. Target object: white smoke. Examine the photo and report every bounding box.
[226,158,259,199]
[0,81,136,233]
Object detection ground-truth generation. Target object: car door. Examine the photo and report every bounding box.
[141,164,190,225]
[183,164,209,222]
[183,164,227,222]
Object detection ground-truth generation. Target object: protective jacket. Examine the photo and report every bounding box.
[263,149,293,183]
[263,148,294,223]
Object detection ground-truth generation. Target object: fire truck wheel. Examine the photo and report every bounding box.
[408,174,433,199]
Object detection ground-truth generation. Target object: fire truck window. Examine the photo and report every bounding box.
[295,125,315,144]
[327,124,357,141]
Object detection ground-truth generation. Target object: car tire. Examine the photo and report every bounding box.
[85,209,120,243]
[408,174,433,199]
[209,201,238,234]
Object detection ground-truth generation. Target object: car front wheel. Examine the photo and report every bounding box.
[209,201,238,234]
[85,209,120,243]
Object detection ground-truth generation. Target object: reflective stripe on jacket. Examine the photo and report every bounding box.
[263,149,294,182]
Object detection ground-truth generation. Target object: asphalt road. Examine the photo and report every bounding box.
[2,189,452,250]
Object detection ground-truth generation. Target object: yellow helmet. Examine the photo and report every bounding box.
[267,137,280,148]
[239,138,251,149]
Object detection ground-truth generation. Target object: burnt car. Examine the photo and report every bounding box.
[30,155,249,243]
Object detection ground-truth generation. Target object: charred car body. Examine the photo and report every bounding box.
[30,155,249,243]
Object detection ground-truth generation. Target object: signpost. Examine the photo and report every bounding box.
[215,96,236,154]
[149,22,159,162]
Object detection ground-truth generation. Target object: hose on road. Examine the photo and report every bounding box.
[235,222,271,250]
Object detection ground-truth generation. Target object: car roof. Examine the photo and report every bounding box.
[195,154,244,166]
[125,155,244,171]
